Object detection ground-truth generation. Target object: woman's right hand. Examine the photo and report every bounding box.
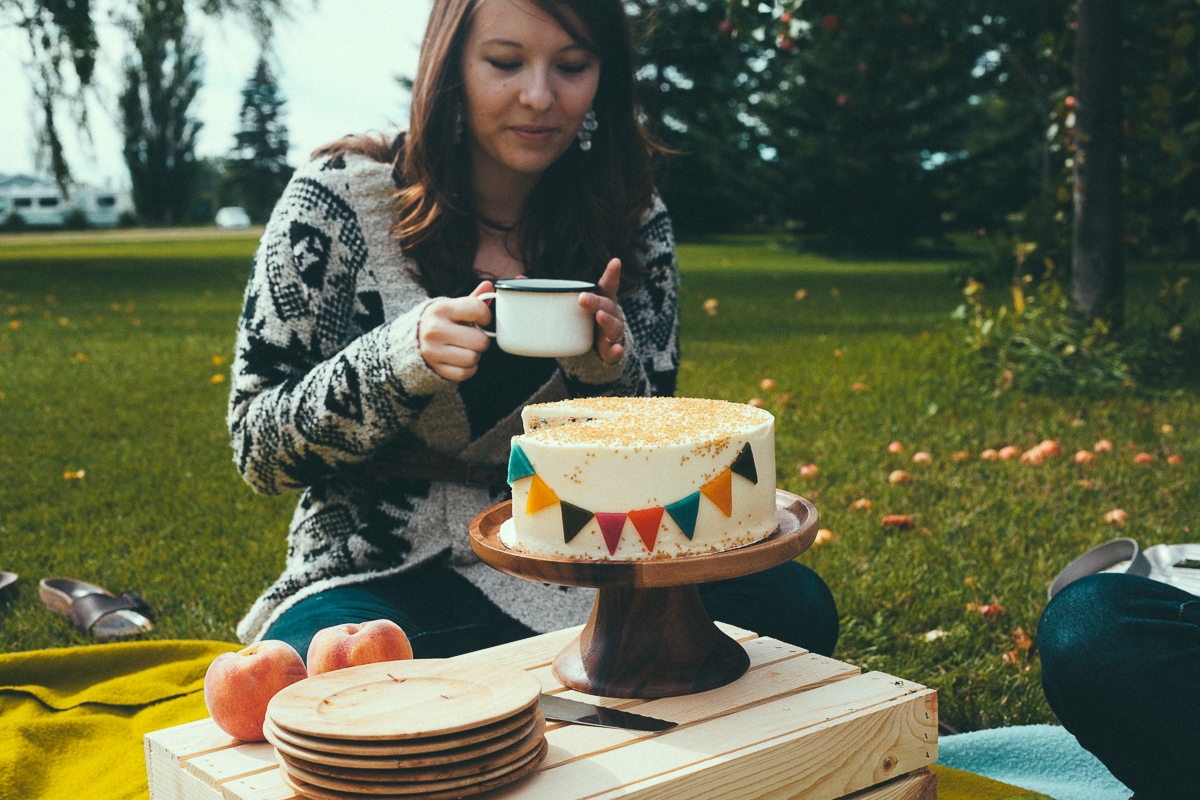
[418,281,494,382]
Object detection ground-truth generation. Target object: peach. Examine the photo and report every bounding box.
[881,514,914,529]
[1094,439,1113,453]
[888,469,914,485]
[1075,450,1095,466]
[1019,448,1043,466]
[952,450,972,462]
[980,448,999,461]
[798,463,819,479]
[703,298,719,315]
[1168,454,1184,466]
[1134,452,1155,466]
[998,446,1019,460]
[1037,439,1062,458]
[1104,508,1128,528]
[204,640,308,741]
[794,289,808,301]
[813,528,834,546]
[911,451,932,464]
[306,619,413,677]
[850,381,866,391]
[760,378,777,391]
[847,497,872,512]
[748,397,766,408]
[887,441,904,454]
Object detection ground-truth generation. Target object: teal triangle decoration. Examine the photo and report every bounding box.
[730,443,758,484]
[665,492,701,540]
[508,443,536,483]
[561,501,595,544]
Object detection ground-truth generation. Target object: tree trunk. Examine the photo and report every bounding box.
[1070,0,1125,326]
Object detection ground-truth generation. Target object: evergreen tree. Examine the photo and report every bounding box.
[119,0,203,226]
[227,57,292,223]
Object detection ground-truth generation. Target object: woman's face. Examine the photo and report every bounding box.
[459,0,600,185]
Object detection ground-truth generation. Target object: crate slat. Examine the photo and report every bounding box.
[185,741,279,789]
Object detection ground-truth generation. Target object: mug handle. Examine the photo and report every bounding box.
[474,292,497,338]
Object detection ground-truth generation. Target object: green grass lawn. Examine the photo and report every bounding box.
[1,230,1197,733]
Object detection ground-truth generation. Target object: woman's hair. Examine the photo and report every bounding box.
[314,0,659,298]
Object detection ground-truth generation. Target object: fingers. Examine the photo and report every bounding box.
[596,258,621,301]
[418,291,495,381]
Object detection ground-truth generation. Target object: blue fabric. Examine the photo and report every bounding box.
[1038,574,1200,799]
[265,559,839,663]
[936,725,1131,800]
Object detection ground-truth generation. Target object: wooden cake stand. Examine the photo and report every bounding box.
[469,490,818,699]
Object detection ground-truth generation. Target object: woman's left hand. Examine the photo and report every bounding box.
[579,258,626,365]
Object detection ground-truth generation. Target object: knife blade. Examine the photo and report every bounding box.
[539,693,677,732]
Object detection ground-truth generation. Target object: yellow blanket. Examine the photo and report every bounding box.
[933,764,1054,799]
[0,640,238,800]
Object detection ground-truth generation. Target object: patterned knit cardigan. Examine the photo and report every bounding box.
[228,151,680,643]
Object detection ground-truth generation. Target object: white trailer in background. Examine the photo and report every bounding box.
[0,174,134,228]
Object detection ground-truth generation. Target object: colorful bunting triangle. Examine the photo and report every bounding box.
[595,513,627,555]
[701,468,733,517]
[560,501,594,544]
[665,492,701,540]
[628,507,665,552]
[525,474,559,515]
[730,443,758,484]
[508,443,536,483]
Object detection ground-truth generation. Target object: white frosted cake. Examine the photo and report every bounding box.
[501,397,777,561]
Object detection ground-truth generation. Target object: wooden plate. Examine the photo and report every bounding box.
[469,490,818,588]
[263,706,537,762]
[277,739,548,800]
[278,716,545,783]
[267,659,541,741]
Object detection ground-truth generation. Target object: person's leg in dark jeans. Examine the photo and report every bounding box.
[1038,574,1200,799]
[698,561,839,657]
[263,564,536,663]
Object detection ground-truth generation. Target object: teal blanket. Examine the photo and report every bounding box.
[937,724,1131,800]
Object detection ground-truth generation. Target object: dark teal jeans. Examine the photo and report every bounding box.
[265,560,839,663]
[1038,574,1200,799]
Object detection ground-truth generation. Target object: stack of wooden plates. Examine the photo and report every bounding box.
[263,659,547,800]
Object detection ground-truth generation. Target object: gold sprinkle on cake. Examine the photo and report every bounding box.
[522,397,772,447]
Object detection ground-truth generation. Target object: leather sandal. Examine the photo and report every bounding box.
[39,578,154,638]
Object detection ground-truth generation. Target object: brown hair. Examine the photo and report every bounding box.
[315,0,659,298]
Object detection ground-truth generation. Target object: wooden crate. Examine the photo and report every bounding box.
[145,623,937,800]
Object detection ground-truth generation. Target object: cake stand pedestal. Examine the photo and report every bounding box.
[469,490,818,699]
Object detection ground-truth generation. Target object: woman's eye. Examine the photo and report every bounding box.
[488,60,521,71]
[558,62,592,75]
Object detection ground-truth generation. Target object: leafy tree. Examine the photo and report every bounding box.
[119,0,203,225]
[226,57,293,223]
[1,0,290,191]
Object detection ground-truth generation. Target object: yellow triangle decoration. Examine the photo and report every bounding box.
[525,474,560,515]
[701,468,733,517]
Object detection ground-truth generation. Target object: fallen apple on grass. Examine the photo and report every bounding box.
[1075,450,1096,466]
[1133,452,1155,466]
[1094,439,1113,453]
[980,449,999,461]
[798,463,819,479]
[1168,454,1184,466]
[847,497,872,512]
[813,528,834,546]
[204,640,308,741]
[997,446,1019,460]
[952,450,972,462]
[888,469,914,485]
[1036,439,1062,458]
[911,451,932,464]
[881,514,914,529]
[759,378,776,391]
[307,619,414,676]
[748,397,766,408]
[887,441,904,454]
[1019,448,1044,466]
[1104,509,1128,528]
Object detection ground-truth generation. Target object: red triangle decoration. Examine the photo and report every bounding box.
[701,468,733,517]
[595,513,628,556]
[627,507,665,552]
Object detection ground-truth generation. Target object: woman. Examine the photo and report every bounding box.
[228,0,839,661]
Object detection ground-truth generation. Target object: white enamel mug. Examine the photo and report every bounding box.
[476,278,597,357]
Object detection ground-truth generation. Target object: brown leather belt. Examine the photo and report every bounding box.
[356,443,508,517]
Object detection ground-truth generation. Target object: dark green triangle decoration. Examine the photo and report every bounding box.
[665,492,701,540]
[730,443,758,484]
[508,443,536,483]
[560,501,595,544]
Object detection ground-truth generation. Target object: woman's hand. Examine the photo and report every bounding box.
[418,281,494,381]
[578,258,626,365]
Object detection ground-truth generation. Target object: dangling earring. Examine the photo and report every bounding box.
[577,108,598,151]
[454,100,464,144]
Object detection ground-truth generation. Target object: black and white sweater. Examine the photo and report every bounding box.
[228,151,680,644]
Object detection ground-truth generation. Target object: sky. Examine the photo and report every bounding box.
[0,0,433,188]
